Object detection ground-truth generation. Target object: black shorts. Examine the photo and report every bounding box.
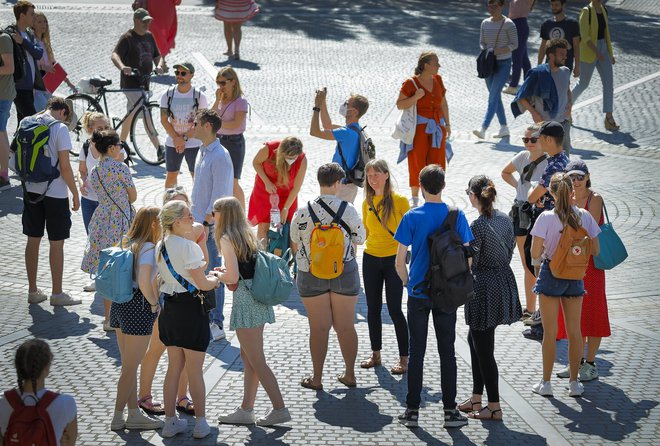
[165,145,200,173]
[159,291,210,352]
[22,192,71,241]
[219,134,245,179]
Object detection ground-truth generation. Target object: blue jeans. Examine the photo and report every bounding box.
[80,197,99,234]
[510,18,531,87]
[206,224,225,328]
[482,57,512,129]
[571,39,614,113]
[406,297,458,410]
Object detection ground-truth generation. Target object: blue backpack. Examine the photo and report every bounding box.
[242,250,294,306]
[11,115,61,203]
[95,240,134,303]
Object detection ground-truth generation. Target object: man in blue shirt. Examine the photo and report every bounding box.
[394,164,473,429]
[191,109,233,341]
[309,87,369,203]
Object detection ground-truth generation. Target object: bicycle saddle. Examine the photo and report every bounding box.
[89,76,112,87]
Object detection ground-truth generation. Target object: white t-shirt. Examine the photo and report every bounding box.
[159,86,208,148]
[133,242,158,289]
[24,115,72,199]
[511,151,548,202]
[157,235,206,294]
[530,207,601,260]
[78,145,128,201]
[0,389,77,446]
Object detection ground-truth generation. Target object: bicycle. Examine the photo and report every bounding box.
[66,71,165,165]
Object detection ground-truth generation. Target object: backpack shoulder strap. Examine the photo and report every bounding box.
[166,86,175,117]
[37,391,59,409]
[316,198,351,235]
[3,389,23,410]
[446,206,459,230]
[192,87,200,112]
[307,201,320,225]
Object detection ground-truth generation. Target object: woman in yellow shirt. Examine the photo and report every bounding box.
[360,160,410,374]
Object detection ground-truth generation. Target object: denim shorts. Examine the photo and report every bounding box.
[297,259,361,297]
[219,134,245,179]
[0,99,12,132]
[533,261,585,298]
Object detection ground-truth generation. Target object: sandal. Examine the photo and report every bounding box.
[390,360,408,375]
[176,396,195,415]
[300,376,323,391]
[604,116,620,131]
[337,374,357,388]
[360,355,381,369]
[458,398,482,413]
[468,407,503,421]
[138,395,165,416]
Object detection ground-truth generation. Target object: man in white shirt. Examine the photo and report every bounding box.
[160,61,207,188]
[15,97,81,306]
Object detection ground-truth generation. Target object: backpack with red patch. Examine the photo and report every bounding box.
[3,389,59,446]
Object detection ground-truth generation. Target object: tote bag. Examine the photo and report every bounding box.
[391,78,420,144]
[594,203,628,270]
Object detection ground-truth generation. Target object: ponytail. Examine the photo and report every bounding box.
[550,173,580,230]
[467,175,497,218]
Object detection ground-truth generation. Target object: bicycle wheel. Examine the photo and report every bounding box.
[130,102,165,166]
[65,94,102,157]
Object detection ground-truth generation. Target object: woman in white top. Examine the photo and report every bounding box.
[156,200,220,439]
[0,339,77,446]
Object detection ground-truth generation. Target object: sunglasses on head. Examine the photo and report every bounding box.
[569,174,586,181]
[174,70,189,76]
[522,137,538,143]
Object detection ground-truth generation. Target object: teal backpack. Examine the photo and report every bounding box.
[242,250,294,306]
[95,239,134,303]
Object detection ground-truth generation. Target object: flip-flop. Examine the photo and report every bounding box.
[176,396,195,415]
[300,376,323,391]
[337,375,357,388]
[360,356,381,369]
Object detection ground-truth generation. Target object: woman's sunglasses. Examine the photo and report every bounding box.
[216,80,230,86]
[522,137,538,143]
[569,174,586,181]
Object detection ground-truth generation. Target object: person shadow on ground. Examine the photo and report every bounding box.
[313,387,392,432]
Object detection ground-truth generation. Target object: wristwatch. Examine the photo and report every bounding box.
[183,135,189,142]
[313,107,321,112]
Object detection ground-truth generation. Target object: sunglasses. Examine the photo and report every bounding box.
[569,174,586,181]
[216,80,230,86]
[522,137,538,143]
[465,188,473,196]
[174,70,190,76]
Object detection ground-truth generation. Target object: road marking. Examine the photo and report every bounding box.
[573,70,660,111]
[454,334,572,446]
[0,329,31,348]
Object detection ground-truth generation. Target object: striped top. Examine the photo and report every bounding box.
[215,0,260,23]
[479,17,518,60]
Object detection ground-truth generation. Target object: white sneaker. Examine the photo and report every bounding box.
[556,365,570,379]
[28,289,48,304]
[568,380,584,397]
[210,322,225,341]
[256,407,291,427]
[472,128,486,139]
[125,410,164,430]
[493,125,510,138]
[161,416,188,438]
[531,379,553,397]
[502,85,519,95]
[83,281,96,292]
[579,362,599,382]
[192,417,211,439]
[110,411,125,431]
[50,292,82,306]
[218,407,255,425]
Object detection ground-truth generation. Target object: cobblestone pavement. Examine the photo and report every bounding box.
[0,1,658,445]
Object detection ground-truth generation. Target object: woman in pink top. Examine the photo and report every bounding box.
[504,0,536,94]
[213,67,249,208]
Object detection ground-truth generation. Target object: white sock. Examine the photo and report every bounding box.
[112,410,124,421]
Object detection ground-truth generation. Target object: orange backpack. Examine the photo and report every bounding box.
[550,223,593,280]
[307,199,350,280]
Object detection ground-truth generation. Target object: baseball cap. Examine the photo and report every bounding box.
[134,8,153,22]
[533,120,564,138]
[565,159,589,176]
[173,62,195,74]
[63,99,78,132]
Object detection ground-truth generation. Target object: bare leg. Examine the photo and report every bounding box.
[256,223,269,249]
[233,179,245,210]
[585,337,602,362]
[301,293,332,386]
[237,326,285,409]
[48,240,64,295]
[233,24,242,58]
[139,318,166,398]
[165,172,179,189]
[329,292,358,384]
[114,331,152,411]
[239,346,258,409]
[411,186,419,199]
[0,130,9,177]
[183,349,206,417]
[163,347,185,417]
[104,299,112,325]
[561,296,584,382]
[539,294,560,381]
[223,22,233,55]
[516,236,535,311]
[26,236,41,293]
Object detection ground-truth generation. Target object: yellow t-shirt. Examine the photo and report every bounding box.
[362,192,410,257]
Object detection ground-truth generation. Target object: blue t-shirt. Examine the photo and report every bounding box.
[394,202,474,299]
[332,123,361,173]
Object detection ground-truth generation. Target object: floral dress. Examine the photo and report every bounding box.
[81,157,135,274]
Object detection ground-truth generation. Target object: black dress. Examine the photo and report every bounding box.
[465,210,522,331]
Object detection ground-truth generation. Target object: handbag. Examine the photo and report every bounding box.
[593,202,628,270]
[160,244,216,314]
[391,78,420,145]
[476,20,505,79]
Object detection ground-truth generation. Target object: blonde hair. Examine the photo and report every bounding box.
[81,111,108,134]
[163,186,190,205]
[213,197,258,263]
[122,206,161,280]
[157,200,188,260]
[550,172,580,230]
[365,159,395,231]
[216,66,243,102]
[414,51,437,76]
[34,11,54,63]
[273,137,303,186]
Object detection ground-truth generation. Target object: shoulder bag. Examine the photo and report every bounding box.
[593,202,628,270]
[477,19,505,79]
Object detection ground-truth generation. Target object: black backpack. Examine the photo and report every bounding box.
[417,207,475,312]
[2,26,26,82]
[336,124,375,188]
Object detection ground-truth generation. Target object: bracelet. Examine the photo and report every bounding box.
[312,107,320,112]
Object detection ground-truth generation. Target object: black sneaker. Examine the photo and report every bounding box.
[398,408,419,428]
[443,409,468,428]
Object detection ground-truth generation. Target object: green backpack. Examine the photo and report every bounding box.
[241,249,294,306]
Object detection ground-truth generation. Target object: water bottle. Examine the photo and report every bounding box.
[269,194,280,230]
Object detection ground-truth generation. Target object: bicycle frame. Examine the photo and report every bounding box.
[88,87,151,131]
